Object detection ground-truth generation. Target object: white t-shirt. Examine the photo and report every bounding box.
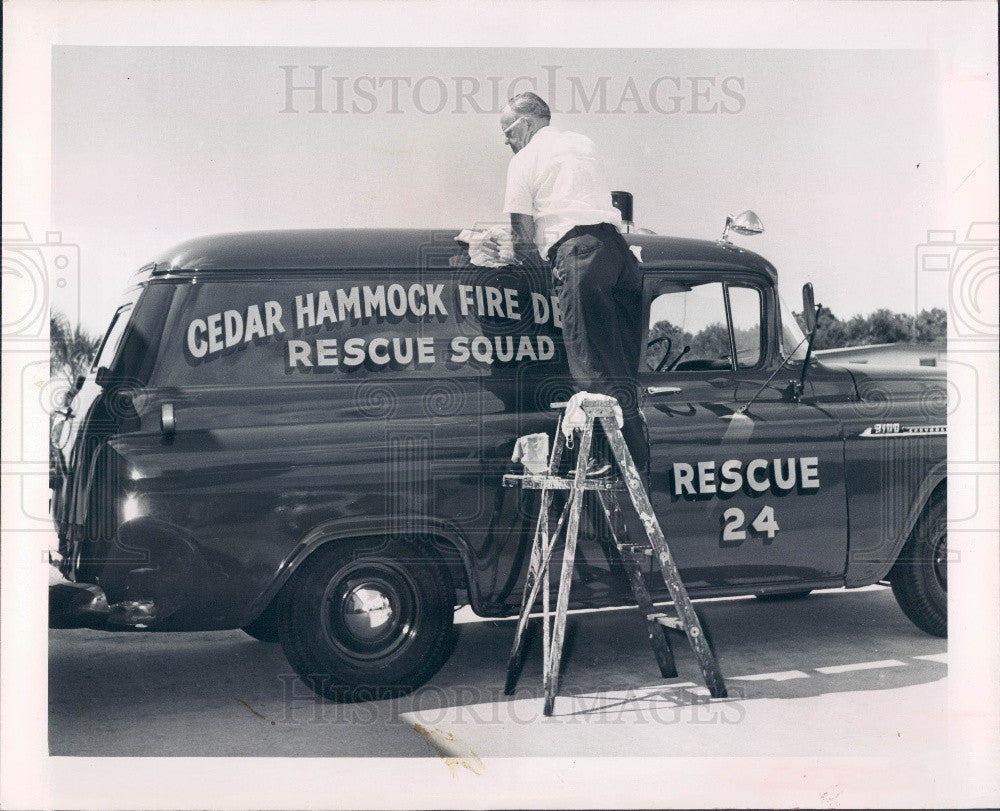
[502,126,622,257]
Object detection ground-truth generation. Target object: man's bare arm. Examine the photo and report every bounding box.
[479,214,543,266]
[510,213,534,257]
[510,213,544,266]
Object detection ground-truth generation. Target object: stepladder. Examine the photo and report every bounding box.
[502,395,728,716]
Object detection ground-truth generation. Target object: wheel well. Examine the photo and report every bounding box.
[419,533,470,598]
[253,532,470,626]
[913,479,947,538]
[886,478,946,583]
[928,478,946,509]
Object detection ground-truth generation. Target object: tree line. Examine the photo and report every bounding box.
[792,307,946,351]
[51,311,102,398]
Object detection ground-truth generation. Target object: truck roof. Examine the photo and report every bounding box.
[150,228,777,281]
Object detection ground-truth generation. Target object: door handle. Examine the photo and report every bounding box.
[646,386,682,396]
[160,403,176,437]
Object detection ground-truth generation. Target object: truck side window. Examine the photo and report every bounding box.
[115,283,177,385]
[727,284,763,369]
[645,281,762,372]
[90,305,133,373]
[646,281,730,372]
[150,273,566,387]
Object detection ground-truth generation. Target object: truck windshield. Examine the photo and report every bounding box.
[778,291,808,361]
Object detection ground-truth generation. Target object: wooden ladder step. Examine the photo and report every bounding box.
[647,612,685,631]
[620,543,653,556]
[502,473,624,491]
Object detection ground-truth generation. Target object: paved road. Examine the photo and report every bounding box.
[50,586,947,759]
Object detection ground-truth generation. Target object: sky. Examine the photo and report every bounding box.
[50,46,950,336]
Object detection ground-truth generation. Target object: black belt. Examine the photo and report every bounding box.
[547,222,621,264]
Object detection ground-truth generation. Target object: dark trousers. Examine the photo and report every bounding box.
[549,223,648,472]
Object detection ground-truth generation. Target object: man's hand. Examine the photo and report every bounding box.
[477,216,545,267]
[480,232,502,261]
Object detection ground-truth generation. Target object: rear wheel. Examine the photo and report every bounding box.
[242,602,280,643]
[277,537,458,702]
[890,496,947,637]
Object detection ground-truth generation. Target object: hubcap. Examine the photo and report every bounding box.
[322,564,419,661]
[342,583,394,641]
[932,535,947,591]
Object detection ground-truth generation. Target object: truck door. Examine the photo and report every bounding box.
[639,272,848,594]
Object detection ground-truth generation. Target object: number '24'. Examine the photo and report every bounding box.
[721,505,779,546]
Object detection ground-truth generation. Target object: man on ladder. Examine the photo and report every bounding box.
[480,90,648,478]
[484,91,726,716]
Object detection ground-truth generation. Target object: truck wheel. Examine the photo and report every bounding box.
[890,496,947,638]
[241,603,280,643]
[277,538,458,702]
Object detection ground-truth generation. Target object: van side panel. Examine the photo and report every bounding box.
[107,379,470,627]
[96,269,614,628]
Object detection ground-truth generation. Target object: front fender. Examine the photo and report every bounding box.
[845,461,946,586]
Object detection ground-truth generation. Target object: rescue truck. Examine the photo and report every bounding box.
[49,214,948,702]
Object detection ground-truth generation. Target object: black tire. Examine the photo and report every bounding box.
[241,602,280,643]
[277,537,458,702]
[890,495,947,638]
[754,590,812,601]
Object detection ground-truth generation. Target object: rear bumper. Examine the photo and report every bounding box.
[49,579,110,629]
[49,567,158,630]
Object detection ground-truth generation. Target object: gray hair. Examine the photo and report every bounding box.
[507,91,551,122]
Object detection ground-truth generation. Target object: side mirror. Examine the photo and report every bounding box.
[95,366,112,387]
[721,210,764,242]
[802,283,817,333]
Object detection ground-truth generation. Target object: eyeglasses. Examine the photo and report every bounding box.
[502,117,526,139]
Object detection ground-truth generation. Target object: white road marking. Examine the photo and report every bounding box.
[571,683,699,701]
[814,659,907,674]
[912,653,948,663]
[730,670,810,682]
